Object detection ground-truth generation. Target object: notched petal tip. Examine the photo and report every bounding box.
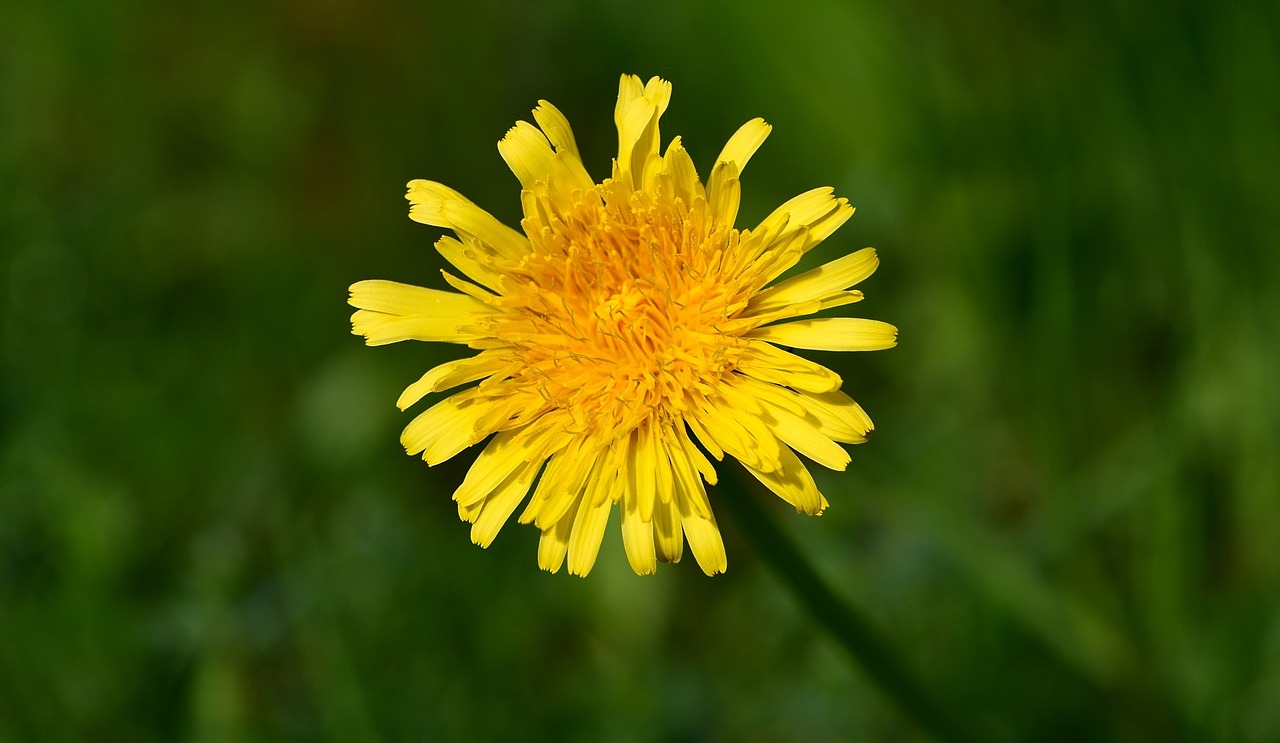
[883,323,900,348]
[715,117,773,176]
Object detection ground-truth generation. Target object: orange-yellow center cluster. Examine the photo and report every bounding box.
[498,181,750,434]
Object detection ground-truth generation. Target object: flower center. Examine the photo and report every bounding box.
[497,180,748,433]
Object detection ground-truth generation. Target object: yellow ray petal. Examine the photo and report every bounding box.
[743,445,829,515]
[694,395,782,473]
[621,494,657,576]
[818,290,865,310]
[719,298,824,334]
[350,311,488,347]
[440,270,498,306]
[433,235,503,292]
[653,424,675,507]
[397,349,513,410]
[677,423,718,486]
[735,340,843,394]
[736,226,810,292]
[615,76,672,189]
[348,279,487,317]
[498,121,555,191]
[400,390,501,466]
[518,444,568,525]
[406,180,529,260]
[349,279,492,346]
[748,248,879,314]
[453,427,546,509]
[679,505,727,576]
[614,74,645,123]
[801,389,875,443]
[731,375,806,416]
[661,137,705,206]
[537,501,576,574]
[755,187,853,243]
[768,409,851,471]
[747,318,898,352]
[470,458,541,547]
[532,99,581,160]
[499,120,596,197]
[722,378,851,470]
[684,413,725,461]
[713,118,771,176]
[750,188,855,275]
[567,482,614,577]
[529,438,601,529]
[664,428,712,521]
[626,424,657,522]
[652,497,683,564]
[706,161,741,231]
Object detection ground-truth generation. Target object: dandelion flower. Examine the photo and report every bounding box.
[349,75,896,577]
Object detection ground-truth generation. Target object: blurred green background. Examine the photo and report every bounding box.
[3,0,1278,740]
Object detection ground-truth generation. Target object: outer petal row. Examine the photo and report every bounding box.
[348,280,493,346]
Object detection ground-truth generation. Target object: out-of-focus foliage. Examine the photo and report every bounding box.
[2,0,1277,740]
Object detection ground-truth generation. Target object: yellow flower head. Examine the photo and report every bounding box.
[349,75,896,577]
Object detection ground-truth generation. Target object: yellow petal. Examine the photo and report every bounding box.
[740,226,810,292]
[726,377,851,471]
[348,279,485,317]
[756,187,854,245]
[818,291,865,310]
[440,270,497,306]
[453,428,540,509]
[732,375,807,416]
[614,74,645,123]
[714,117,771,175]
[434,235,503,292]
[518,445,568,525]
[679,507,727,576]
[735,340,843,394]
[750,188,855,278]
[532,99,581,160]
[770,411,851,471]
[537,503,575,573]
[664,428,712,520]
[801,389,875,443]
[528,438,600,529]
[396,349,513,410]
[621,494,657,576]
[661,137,705,206]
[615,76,672,189]
[350,310,488,348]
[400,390,500,466]
[694,395,782,473]
[706,161,741,231]
[747,318,898,351]
[567,487,613,577]
[743,445,829,515]
[677,423,718,486]
[653,424,675,507]
[499,120,595,197]
[406,180,529,260]
[498,121,556,191]
[749,248,879,314]
[626,424,657,522]
[684,413,725,461]
[652,497,683,564]
[720,297,823,334]
[470,458,540,547]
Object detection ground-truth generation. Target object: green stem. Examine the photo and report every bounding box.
[720,467,980,743]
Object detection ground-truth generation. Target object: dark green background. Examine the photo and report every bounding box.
[3,0,1278,740]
